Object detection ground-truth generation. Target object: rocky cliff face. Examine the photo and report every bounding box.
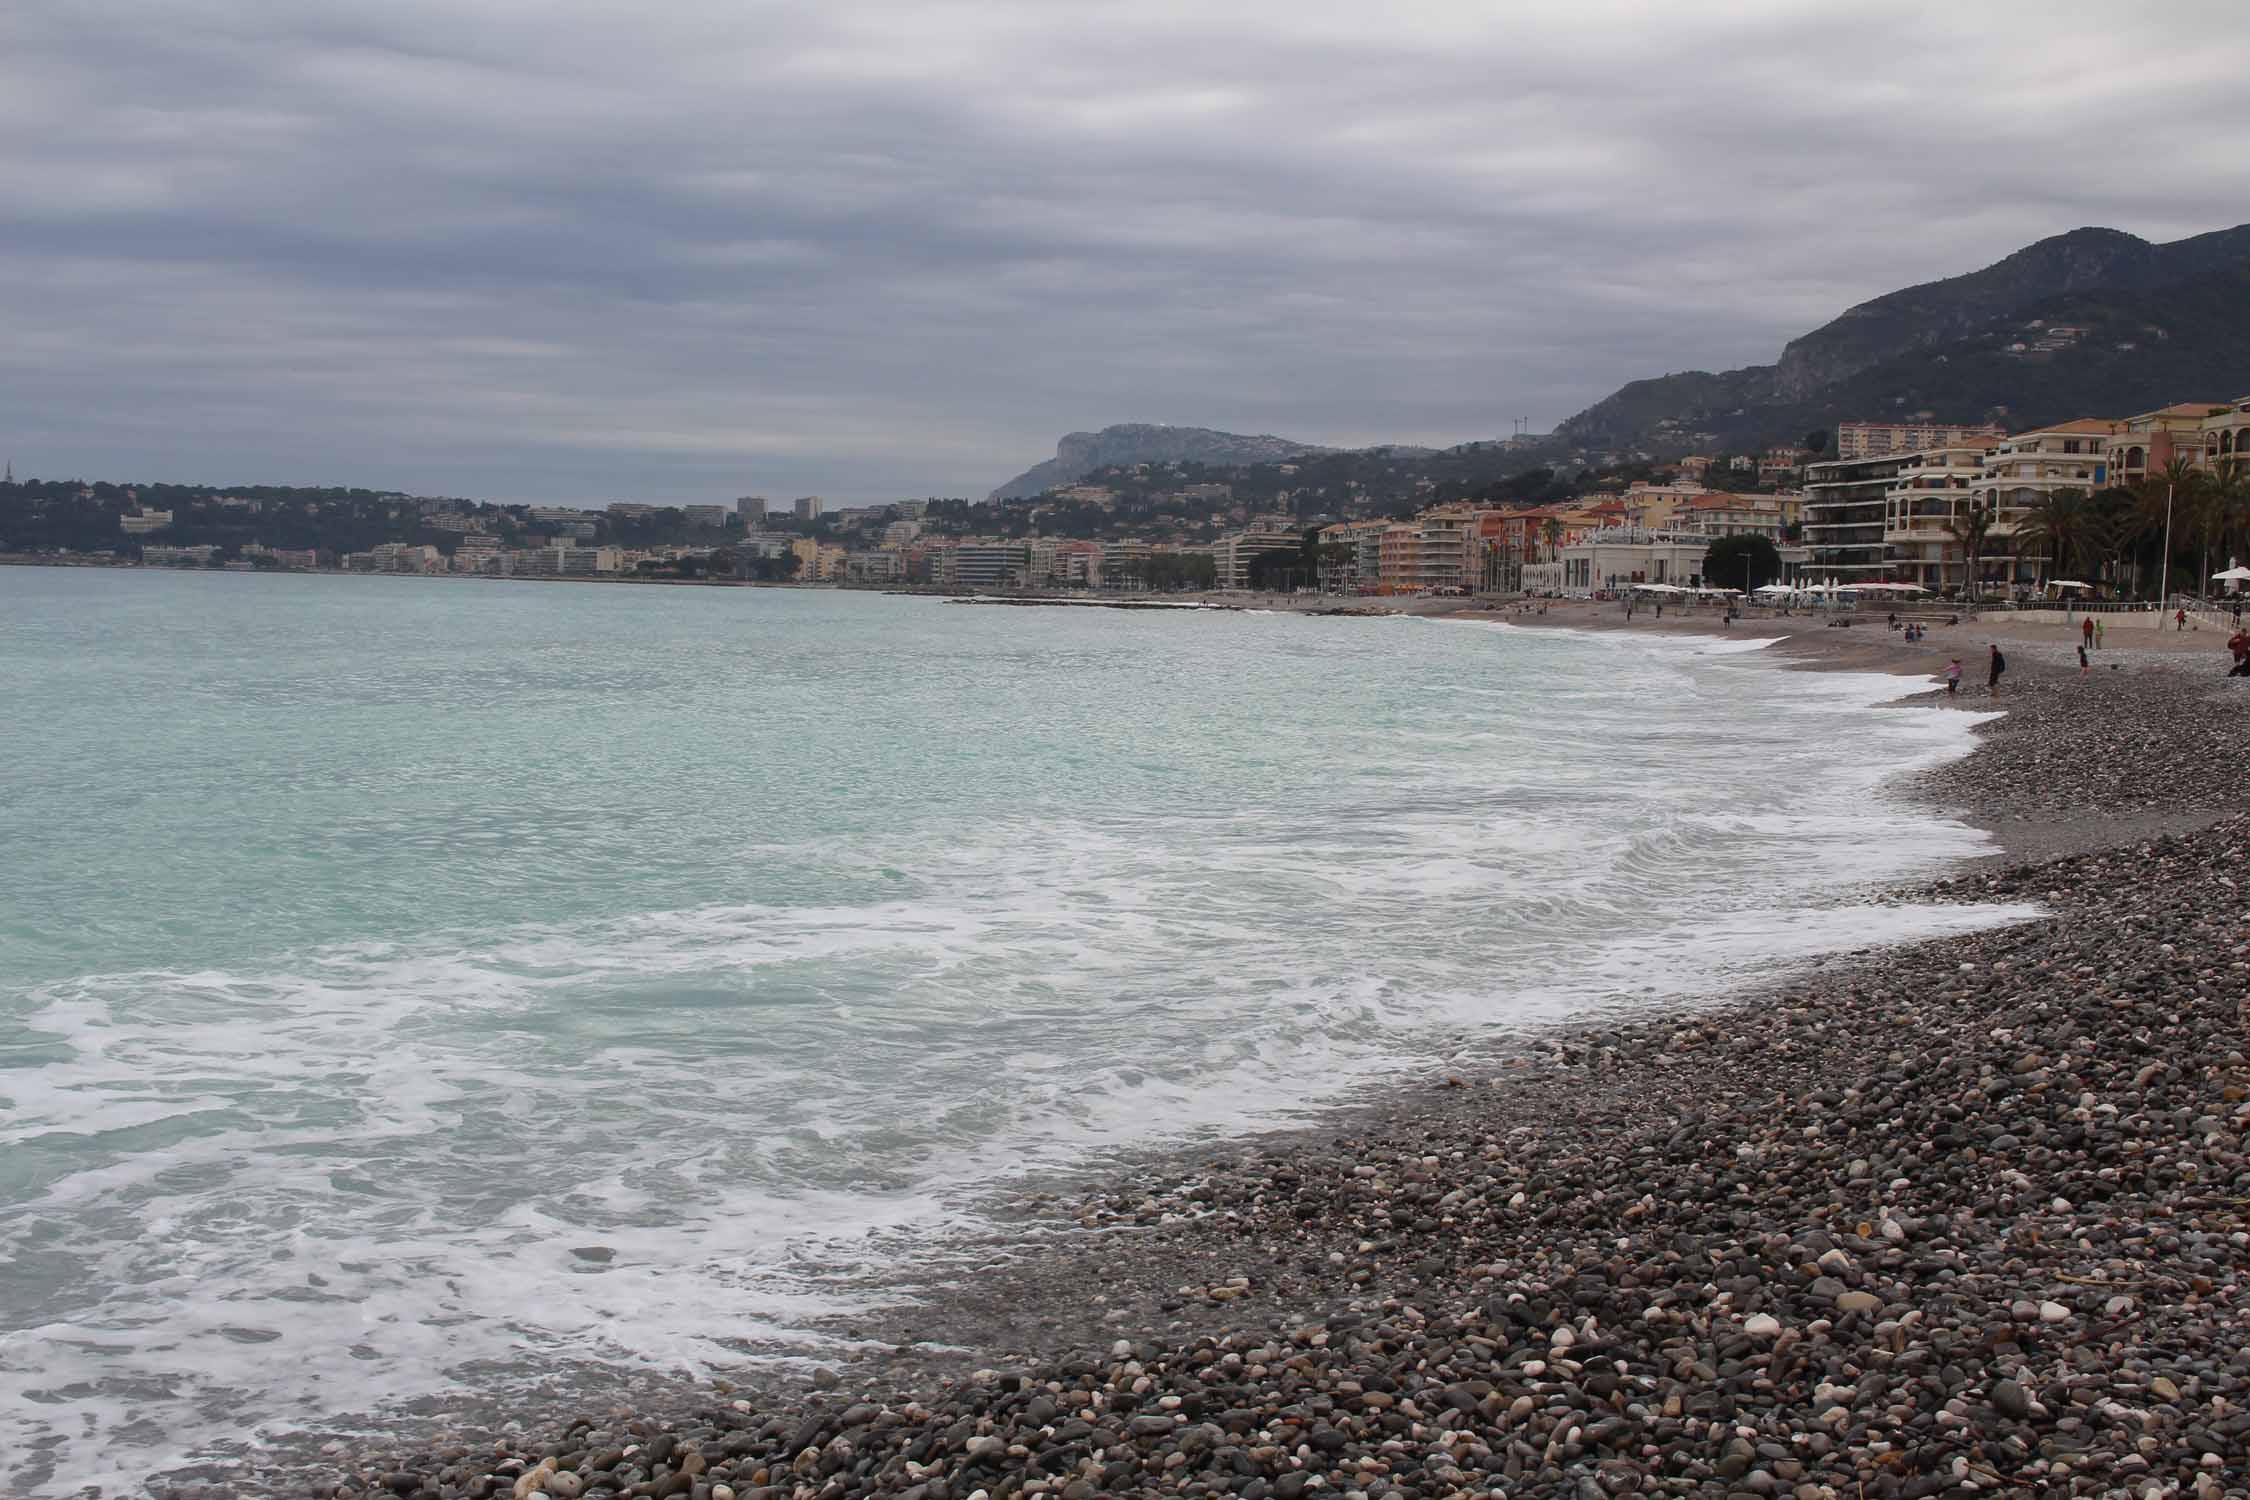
[989,424,1336,500]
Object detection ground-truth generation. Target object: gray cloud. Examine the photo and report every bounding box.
[3,0,2247,502]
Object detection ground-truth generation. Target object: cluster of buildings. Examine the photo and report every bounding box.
[111,398,2250,596]
[1805,399,2250,589]
[1317,486,1805,596]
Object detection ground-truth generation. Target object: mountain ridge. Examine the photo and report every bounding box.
[1552,222,2250,453]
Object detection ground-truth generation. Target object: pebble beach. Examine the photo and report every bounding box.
[172,622,2248,1500]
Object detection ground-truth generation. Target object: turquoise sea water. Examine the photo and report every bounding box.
[0,570,2027,1496]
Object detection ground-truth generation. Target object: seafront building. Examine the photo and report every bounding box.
[1879,445,1989,590]
[2107,401,2238,485]
[1374,506,1479,594]
[954,541,1030,590]
[1214,523,1306,589]
[1555,528,1714,593]
[1971,418,2119,570]
[1802,454,1913,580]
[2204,396,2250,469]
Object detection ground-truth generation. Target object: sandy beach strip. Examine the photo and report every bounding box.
[170,620,2249,1500]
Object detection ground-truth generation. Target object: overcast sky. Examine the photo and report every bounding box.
[4,1,2246,504]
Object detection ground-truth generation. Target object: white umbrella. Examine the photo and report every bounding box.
[2211,566,2250,582]
[2049,580,2094,591]
[1753,582,1794,594]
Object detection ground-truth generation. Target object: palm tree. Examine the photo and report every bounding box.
[2084,487,2146,594]
[2206,464,2250,577]
[1947,496,1996,598]
[2177,462,2250,593]
[2139,457,2207,601]
[2012,487,2090,587]
[1541,517,1563,563]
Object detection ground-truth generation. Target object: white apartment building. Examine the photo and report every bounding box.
[1967,419,2118,588]
[954,541,1028,590]
[1880,445,1991,590]
[1317,519,1388,592]
[119,509,173,534]
[1098,539,1150,588]
[793,496,824,521]
[1673,494,1790,543]
[1557,528,1711,592]
[141,544,219,565]
[1975,420,2117,507]
[517,544,621,577]
[1836,420,2009,460]
[682,505,730,528]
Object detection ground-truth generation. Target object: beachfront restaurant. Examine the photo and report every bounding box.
[1559,527,1711,593]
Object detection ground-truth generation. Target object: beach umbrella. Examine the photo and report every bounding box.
[2050,580,2094,591]
[2211,566,2250,582]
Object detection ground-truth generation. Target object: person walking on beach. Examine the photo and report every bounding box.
[2230,627,2250,677]
[1946,657,1962,696]
[2078,643,2089,677]
[2095,618,2105,650]
[2081,616,2094,649]
[1988,643,2006,696]
[2177,607,2188,632]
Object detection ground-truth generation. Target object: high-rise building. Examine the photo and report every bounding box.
[794,496,824,521]
[1835,421,2007,460]
[736,496,771,522]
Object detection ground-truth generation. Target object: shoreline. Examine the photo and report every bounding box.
[141,614,2250,1500]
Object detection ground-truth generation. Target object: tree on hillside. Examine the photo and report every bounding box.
[1703,532,1782,593]
[1803,429,1831,456]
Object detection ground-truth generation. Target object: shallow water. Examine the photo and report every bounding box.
[0,573,2026,1496]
